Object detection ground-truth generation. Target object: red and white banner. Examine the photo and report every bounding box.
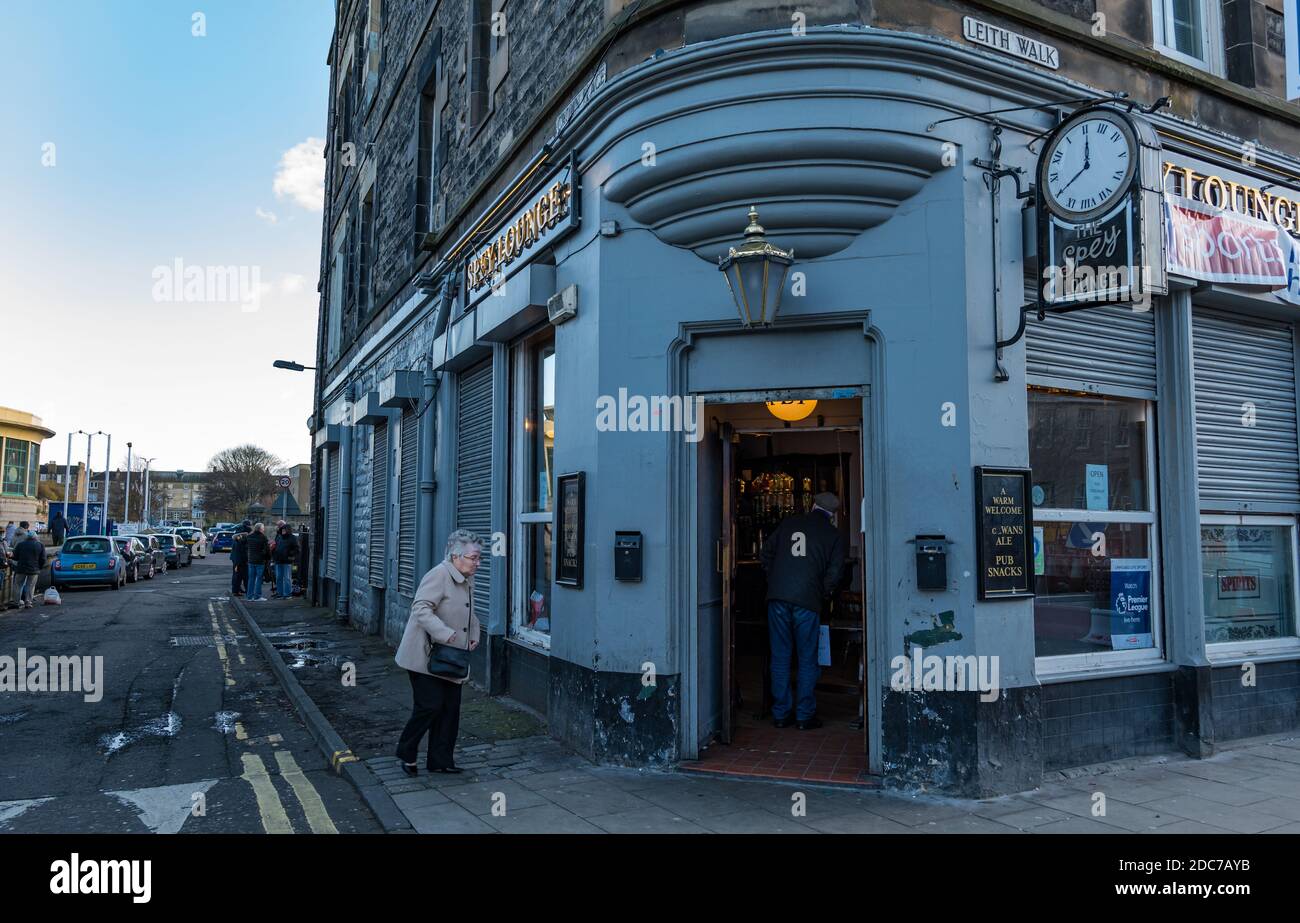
[1164,195,1290,287]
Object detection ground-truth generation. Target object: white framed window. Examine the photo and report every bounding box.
[1030,388,1165,676]
[1151,0,1224,75]
[509,330,555,650]
[1202,514,1300,661]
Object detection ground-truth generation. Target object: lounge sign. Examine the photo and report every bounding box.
[466,165,578,302]
[1163,161,1300,239]
[974,467,1034,601]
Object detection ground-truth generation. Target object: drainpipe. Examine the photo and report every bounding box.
[338,390,354,616]
[417,274,456,576]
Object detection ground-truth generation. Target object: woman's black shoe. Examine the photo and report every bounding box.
[399,761,419,777]
[429,765,464,774]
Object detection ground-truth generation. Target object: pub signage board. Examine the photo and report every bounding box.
[465,157,580,310]
[974,466,1034,600]
[555,471,585,588]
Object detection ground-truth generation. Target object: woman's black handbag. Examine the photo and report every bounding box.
[427,642,470,681]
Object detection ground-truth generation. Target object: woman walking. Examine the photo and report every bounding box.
[394,529,481,775]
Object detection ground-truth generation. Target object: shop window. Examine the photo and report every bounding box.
[1151,0,1223,74]
[3,439,30,496]
[1029,388,1163,671]
[511,333,555,646]
[1201,517,1299,651]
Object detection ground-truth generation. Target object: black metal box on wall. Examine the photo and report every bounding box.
[914,535,949,590]
[614,531,642,582]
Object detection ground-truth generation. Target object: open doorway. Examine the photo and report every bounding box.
[690,394,873,785]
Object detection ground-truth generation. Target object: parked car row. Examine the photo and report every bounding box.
[52,530,197,592]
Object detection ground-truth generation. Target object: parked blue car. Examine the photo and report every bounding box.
[52,536,126,591]
[210,531,233,552]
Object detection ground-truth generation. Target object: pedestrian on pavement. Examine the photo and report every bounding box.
[14,521,30,545]
[3,522,15,546]
[12,531,47,610]
[271,523,298,600]
[759,491,846,731]
[244,523,270,600]
[230,530,248,597]
[50,510,69,546]
[394,529,482,776]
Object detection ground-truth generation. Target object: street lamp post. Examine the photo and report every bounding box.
[102,434,112,534]
[140,457,157,528]
[124,442,133,526]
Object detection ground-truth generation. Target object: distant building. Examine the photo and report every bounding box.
[0,407,54,526]
[38,461,87,504]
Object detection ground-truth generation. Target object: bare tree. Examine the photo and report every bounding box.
[204,445,282,521]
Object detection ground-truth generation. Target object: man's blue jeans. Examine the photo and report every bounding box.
[274,564,293,598]
[768,600,820,722]
[247,564,265,600]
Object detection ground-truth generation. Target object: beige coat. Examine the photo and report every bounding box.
[394,560,481,684]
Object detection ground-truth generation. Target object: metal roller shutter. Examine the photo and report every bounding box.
[324,448,339,578]
[1026,305,1158,397]
[1193,307,1300,507]
[456,361,493,620]
[397,405,418,593]
[369,421,388,588]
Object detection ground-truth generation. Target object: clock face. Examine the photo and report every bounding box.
[1042,112,1137,219]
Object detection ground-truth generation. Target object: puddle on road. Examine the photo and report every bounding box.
[99,712,183,756]
[213,711,241,734]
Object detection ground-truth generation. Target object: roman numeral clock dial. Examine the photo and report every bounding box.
[1040,110,1137,221]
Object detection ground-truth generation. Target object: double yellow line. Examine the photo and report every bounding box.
[240,751,339,835]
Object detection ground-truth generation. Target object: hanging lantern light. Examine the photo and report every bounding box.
[718,206,794,328]
[765,400,818,422]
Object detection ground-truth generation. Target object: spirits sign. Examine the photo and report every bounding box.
[974,467,1034,600]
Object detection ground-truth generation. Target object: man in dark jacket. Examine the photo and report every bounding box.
[50,511,69,546]
[760,492,846,730]
[271,524,299,600]
[13,533,47,609]
[244,524,271,600]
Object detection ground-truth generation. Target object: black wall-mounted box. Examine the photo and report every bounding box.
[614,531,642,582]
[915,534,949,591]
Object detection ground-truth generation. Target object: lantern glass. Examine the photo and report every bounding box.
[717,206,794,328]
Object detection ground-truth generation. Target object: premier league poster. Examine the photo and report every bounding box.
[1110,558,1153,651]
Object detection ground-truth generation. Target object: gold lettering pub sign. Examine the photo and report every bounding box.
[466,181,574,294]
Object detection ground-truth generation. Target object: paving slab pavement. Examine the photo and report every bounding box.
[240,597,1300,834]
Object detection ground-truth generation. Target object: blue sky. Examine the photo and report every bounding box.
[0,1,333,471]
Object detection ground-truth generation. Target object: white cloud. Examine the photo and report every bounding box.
[255,206,278,225]
[272,138,325,212]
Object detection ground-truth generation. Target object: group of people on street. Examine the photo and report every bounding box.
[230,520,308,601]
[1,521,47,609]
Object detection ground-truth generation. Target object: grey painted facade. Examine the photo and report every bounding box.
[313,2,1300,795]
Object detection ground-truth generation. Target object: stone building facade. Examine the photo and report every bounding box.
[312,0,1300,795]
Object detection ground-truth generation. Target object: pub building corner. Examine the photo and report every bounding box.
[313,15,1300,798]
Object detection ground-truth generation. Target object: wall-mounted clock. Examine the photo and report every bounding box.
[1035,104,1167,311]
[1039,109,1138,222]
